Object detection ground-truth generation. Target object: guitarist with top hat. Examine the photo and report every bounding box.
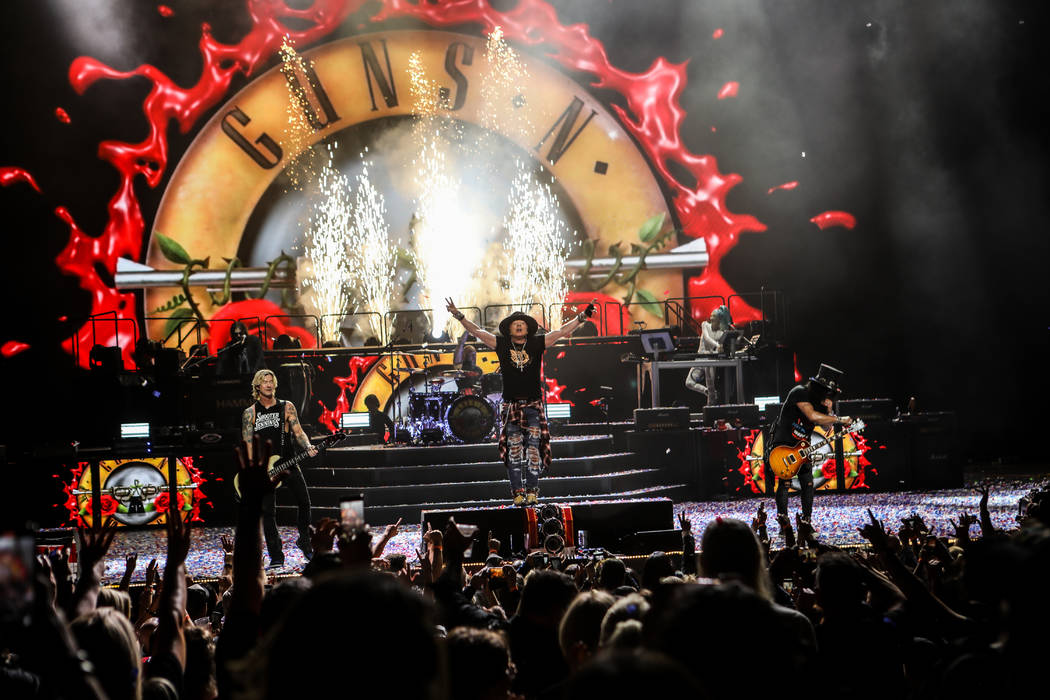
[767,364,852,523]
[242,369,317,569]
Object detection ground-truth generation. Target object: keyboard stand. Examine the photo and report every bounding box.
[638,355,748,408]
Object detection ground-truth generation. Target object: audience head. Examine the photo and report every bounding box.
[596,557,626,591]
[815,552,867,617]
[70,607,142,700]
[599,593,650,648]
[183,625,217,700]
[516,569,577,625]
[559,590,615,670]
[256,570,440,699]
[699,517,773,600]
[565,650,703,698]
[445,627,515,700]
[96,587,132,619]
[641,551,675,591]
[186,583,210,621]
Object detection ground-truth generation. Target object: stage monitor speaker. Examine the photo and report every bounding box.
[634,406,690,430]
[837,398,898,423]
[702,403,760,428]
[618,529,683,555]
[904,412,961,489]
[422,498,674,560]
[626,429,700,498]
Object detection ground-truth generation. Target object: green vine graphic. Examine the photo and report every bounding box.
[573,212,675,317]
[151,231,296,338]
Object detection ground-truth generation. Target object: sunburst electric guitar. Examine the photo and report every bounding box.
[767,419,867,480]
[234,431,347,498]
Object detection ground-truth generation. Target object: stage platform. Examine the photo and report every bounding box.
[90,471,1041,584]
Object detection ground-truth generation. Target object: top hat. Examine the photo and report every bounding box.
[498,311,539,338]
[809,363,844,394]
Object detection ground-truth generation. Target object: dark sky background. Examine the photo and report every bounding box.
[0,0,1047,461]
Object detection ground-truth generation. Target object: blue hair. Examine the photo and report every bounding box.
[712,305,733,328]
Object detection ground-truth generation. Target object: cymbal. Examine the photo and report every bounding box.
[441,369,468,378]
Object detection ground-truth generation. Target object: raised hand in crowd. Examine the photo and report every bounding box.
[372,517,403,559]
[776,512,797,549]
[678,512,696,575]
[423,521,444,578]
[47,544,75,613]
[949,513,977,545]
[136,558,160,626]
[336,519,373,568]
[118,551,137,592]
[154,509,193,670]
[751,502,767,533]
[310,517,340,554]
[220,534,234,554]
[70,518,118,618]
[858,509,891,552]
[978,482,997,536]
[795,513,816,547]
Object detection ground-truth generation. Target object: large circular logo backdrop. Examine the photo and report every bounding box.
[33,0,793,367]
[146,29,678,339]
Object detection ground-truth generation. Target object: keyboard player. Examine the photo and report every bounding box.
[684,305,734,403]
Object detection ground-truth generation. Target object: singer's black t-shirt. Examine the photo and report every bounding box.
[770,385,825,447]
[496,334,546,401]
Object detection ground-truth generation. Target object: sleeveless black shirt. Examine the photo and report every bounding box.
[253,400,286,458]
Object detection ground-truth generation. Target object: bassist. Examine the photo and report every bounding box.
[242,369,317,569]
[768,364,851,522]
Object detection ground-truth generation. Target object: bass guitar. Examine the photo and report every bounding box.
[767,419,867,480]
[234,430,347,498]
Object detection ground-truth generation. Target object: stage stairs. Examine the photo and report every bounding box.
[276,430,689,524]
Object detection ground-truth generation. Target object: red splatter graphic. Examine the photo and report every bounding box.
[54,205,138,367]
[1,341,30,357]
[767,181,798,195]
[735,428,763,494]
[717,81,739,99]
[157,5,174,17]
[55,107,71,123]
[544,375,571,405]
[712,28,724,39]
[810,210,856,230]
[180,455,209,523]
[62,462,90,527]
[316,355,379,431]
[0,166,41,192]
[846,432,873,490]
[793,352,802,383]
[60,1,357,365]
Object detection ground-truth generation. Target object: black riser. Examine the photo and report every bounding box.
[276,486,691,526]
[278,469,667,507]
[303,453,635,486]
[324,435,613,467]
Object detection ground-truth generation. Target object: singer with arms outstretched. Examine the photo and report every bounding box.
[445,298,597,506]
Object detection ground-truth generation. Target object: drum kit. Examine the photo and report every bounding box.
[390,351,504,445]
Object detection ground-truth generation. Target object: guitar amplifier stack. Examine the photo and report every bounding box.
[837,398,898,423]
[633,406,691,431]
[702,403,760,428]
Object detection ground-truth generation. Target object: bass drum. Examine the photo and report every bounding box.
[446,394,497,443]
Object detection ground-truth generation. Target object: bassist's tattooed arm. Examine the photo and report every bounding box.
[241,406,255,458]
[285,402,317,455]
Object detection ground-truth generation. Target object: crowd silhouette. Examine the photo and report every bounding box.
[3,437,1048,699]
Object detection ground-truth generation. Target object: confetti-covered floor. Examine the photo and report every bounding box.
[95,474,1045,584]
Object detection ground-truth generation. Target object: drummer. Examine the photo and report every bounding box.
[453,331,483,393]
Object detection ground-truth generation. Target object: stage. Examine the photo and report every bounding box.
[88,469,1040,583]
